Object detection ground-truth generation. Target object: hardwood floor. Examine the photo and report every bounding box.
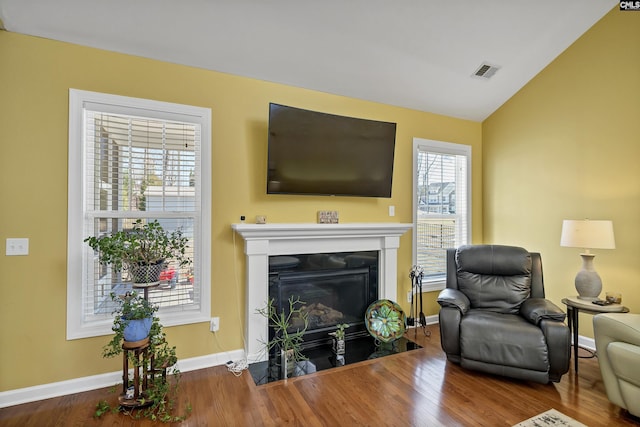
[1,324,639,426]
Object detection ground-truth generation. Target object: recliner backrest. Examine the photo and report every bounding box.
[454,245,532,314]
[446,247,545,297]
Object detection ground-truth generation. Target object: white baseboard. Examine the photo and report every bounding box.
[0,348,245,409]
[425,314,439,325]
[577,335,596,352]
[406,313,439,327]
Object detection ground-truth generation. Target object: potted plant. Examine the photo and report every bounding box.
[104,292,157,353]
[257,296,309,380]
[329,323,349,355]
[96,291,190,422]
[84,219,191,284]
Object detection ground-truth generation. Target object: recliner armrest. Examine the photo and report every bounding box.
[520,298,566,325]
[437,288,471,314]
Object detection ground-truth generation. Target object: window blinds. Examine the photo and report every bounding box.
[415,146,469,280]
[83,111,201,321]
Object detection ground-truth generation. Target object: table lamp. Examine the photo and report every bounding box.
[560,219,615,301]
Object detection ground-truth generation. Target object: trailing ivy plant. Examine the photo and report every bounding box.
[94,291,190,423]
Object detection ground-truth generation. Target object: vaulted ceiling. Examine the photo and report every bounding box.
[0,0,617,121]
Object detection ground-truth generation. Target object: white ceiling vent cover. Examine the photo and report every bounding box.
[472,63,500,79]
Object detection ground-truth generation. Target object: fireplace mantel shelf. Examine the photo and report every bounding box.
[232,222,413,240]
[232,222,413,362]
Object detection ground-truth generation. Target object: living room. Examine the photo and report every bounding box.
[0,1,639,426]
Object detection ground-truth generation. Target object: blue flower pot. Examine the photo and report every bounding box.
[123,317,152,342]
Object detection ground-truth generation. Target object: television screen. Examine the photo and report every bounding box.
[267,103,396,198]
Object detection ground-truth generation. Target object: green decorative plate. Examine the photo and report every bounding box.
[364,299,406,343]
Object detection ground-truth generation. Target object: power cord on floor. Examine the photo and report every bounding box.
[225,359,249,376]
[212,326,248,376]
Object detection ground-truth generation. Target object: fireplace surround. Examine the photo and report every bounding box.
[232,222,412,362]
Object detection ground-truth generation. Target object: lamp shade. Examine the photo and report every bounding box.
[560,220,615,250]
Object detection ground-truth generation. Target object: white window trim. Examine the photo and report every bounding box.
[412,138,472,292]
[67,89,212,340]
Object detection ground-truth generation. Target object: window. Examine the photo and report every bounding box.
[67,89,211,339]
[413,138,471,291]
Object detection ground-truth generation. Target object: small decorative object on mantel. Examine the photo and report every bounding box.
[317,210,339,224]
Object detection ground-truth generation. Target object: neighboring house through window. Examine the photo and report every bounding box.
[67,89,211,339]
[413,138,471,291]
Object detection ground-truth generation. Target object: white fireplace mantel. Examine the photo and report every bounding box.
[232,222,412,362]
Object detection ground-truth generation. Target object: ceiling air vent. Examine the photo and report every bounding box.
[472,62,500,79]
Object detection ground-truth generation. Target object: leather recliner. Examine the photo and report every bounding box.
[593,313,640,417]
[437,245,570,383]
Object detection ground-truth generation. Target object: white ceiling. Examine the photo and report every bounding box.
[0,0,617,121]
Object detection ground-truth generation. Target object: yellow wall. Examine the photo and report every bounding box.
[0,31,481,391]
[483,9,640,336]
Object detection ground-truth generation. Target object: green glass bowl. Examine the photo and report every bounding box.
[365,299,406,343]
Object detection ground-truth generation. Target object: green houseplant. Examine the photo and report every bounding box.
[257,296,309,380]
[96,291,189,422]
[103,291,157,356]
[84,219,191,283]
[330,323,350,341]
[329,323,349,355]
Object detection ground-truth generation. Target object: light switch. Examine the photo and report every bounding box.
[6,238,29,256]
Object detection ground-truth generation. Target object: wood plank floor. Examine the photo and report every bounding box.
[1,324,639,426]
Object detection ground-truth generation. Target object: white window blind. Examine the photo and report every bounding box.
[413,138,471,291]
[68,90,211,339]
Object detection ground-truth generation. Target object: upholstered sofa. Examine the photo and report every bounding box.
[593,313,640,417]
[437,245,570,383]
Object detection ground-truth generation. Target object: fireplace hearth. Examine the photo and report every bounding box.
[248,335,421,385]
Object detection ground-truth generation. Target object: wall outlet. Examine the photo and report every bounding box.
[407,289,412,303]
[210,317,220,332]
[6,238,29,256]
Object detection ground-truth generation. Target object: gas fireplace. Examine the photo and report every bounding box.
[232,222,413,363]
[269,251,378,348]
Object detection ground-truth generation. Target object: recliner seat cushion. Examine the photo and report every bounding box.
[456,245,532,314]
[460,310,549,372]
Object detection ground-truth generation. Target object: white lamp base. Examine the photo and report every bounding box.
[574,253,602,301]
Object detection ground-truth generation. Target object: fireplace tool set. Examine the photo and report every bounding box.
[409,265,431,337]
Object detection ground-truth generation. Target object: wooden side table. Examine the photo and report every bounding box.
[561,296,629,373]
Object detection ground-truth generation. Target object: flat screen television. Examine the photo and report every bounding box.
[267,103,396,198]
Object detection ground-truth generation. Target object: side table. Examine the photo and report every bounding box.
[561,296,629,373]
